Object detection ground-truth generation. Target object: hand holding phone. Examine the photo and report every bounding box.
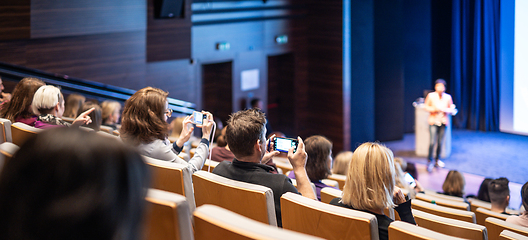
[191,111,206,127]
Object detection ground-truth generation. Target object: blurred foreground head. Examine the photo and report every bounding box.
[0,128,149,240]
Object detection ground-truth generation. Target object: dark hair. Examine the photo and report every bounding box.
[226,109,266,158]
[63,94,86,118]
[250,98,261,109]
[0,128,149,240]
[521,181,528,211]
[305,135,332,181]
[477,178,493,202]
[0,77,45,121]
[435,78,446,86]
[120,87,169,145]
[488,177,510,204]
[81,102,102,131]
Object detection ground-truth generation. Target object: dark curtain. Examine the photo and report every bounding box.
[451,0,500,131]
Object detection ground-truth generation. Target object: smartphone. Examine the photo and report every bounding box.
[192,111,206,126]
[404,172,417,189]
[273,137,299,153]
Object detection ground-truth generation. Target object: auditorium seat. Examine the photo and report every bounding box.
[0,118,12,143]
[99,125,114,134]
[193,204,323,240]
[201,159,219,172]
[327,174,346,190]
[415,193,470,211]
[0,142,19,162]
[423,190,466,202]
[320,187,342,204]
[499,230,528,240]
[290,178,317,196]
[274,160,293,175]
[144,156,196,213]
[388,221,466,240]
[280,192,379,240]
[467,198,492,213]
[192,170,277,226]
[321,179,339,188]
[411,199,476,223]
[61,117,74,123]
[144,189,193,240]
[11,122,42,146]
[476,207,510,225]
[412,209,487,240]
[485,217,528,240]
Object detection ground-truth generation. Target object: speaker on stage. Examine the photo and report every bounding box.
[154,0,184,18]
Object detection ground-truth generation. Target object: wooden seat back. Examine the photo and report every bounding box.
[416,193,470,211]
[499,230,528,240]
[411,199,476,223]
[192,170,277,226]
[476,207,510,226]
[193,204,323,240]
[412,209,488,240]
[468,198,492,213]
[280,192,379,240]
[327,174,346,190]
[0,118,12,143]
[144,189,193,240]
[201,160,219,172]
[11,122,42,146]
[388,221,466,240]
[320,187,342,204]
[485,217,528,240]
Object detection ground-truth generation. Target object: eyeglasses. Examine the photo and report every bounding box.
[165,109,173,118]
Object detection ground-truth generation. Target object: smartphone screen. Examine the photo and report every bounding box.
[193,111,203,125]
[404,172,417,189]
[274,137,298,153]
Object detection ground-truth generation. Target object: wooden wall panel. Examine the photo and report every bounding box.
[147,0,191,62]
[0,0,30,40]
[146,59,197,103]
[31,0,146,38]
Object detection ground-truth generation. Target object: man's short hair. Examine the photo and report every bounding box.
[226,109,266,158]
[488,177,510,204]
[435,78,447,86]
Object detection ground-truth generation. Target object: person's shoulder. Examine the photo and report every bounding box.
[329,197,348,207]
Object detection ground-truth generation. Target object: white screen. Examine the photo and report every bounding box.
[514,0,528,133]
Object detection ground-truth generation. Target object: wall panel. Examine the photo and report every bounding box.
[0,0,30,40]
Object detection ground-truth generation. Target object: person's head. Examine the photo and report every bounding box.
[32,85,65,117]
[63,94,86,118]
[120,87,169,145]
[169,117,185,138]
[0,77,45,121]
[0,127,149,240]
[81,102,102,131]
[0,76,4,93]
[225,109,267,160]
[521,181,528,211]
[250,98,263,110]
[332,151,352,175]
[442,170,465,197]
[488,177,510,209]
[216,127,228,148]
[394,157,407,172]
[304,135,333,181]
[101,100,121,125]
[342,142,396,210]
[435,78,446,94]
[477,178,493,202]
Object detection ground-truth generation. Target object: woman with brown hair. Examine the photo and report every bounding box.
[63,93,86,118]
[120,87,214,173]
[330,142,415,240]
[0,77,45,126]
[287,135,337,200]
[441,170,465,197]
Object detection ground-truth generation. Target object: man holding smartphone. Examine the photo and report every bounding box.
[212,109,316,227]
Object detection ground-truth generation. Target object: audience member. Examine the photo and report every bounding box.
[63,93,86,118]
[332,151,352,175]
[101,100,121,130]
[489,177,511,214]
[210,127,235,163]
[394,157,424,193]
[212,109,316,227]
[287,135,337,200]
[441,170,465,197]
[32,86,93,129]
[506,181,528,227]
[476,178,493,202]
[0,77,45,125]
[250,98,273,134]
[0,76,12,104]
[330,142,416,240]
[120,87,213,173]
[81,102,102,131]
[0,127,149,240]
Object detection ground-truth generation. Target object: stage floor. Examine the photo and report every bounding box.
[383,129,528,210]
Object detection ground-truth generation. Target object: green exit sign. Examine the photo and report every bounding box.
[216,42,230,51]
[275,35,288,44]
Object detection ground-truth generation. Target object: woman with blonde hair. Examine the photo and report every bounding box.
[101,100,121,130]
[331,151,352,175]
[442,170,465,197]
[120,87,214,173]
[330,142,415,240]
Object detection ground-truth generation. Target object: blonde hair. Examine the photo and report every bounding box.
[442,170,465,197]
[394,160,415,199]
[32,86,63,114]
[332,151,352,175]
[342,142,396,210]
[101,100,121,123]
[169,117,185,138]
